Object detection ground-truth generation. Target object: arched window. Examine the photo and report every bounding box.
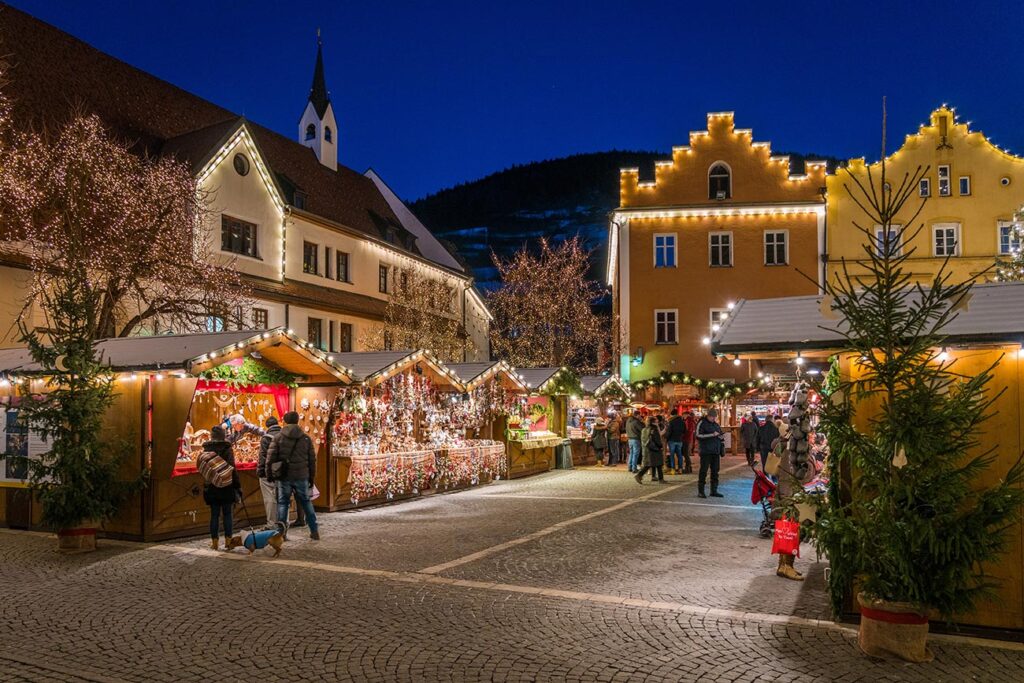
[324,126,333,143]
[709,163,731,200]
[304,123,316,141]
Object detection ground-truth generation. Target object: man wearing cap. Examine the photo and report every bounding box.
[695,408,725,498]
[257,416,282,527]
[266,411,320,540]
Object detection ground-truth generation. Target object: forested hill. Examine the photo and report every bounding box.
[410,150,839,290]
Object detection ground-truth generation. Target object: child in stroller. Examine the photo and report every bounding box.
[750,463,776,538]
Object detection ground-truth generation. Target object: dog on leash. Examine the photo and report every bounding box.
[227,528,284,557]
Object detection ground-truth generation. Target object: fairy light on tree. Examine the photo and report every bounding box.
[487,237,606,371]
[0,113,251,338]
[994,205,1024,281]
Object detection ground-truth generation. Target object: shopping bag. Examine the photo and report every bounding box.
[764,452,782,476]
[309,484,321,501]
[771,518,801,557]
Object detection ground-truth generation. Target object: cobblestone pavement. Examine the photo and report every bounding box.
[1,457,1022,682]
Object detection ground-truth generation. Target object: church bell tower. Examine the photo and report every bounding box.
[298,31,338,171]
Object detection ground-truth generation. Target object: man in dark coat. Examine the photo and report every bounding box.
[740,412,759,467]
[757,414,781,472]
[695,408,725,498]
[267,411,320,540]
[635,416,665,484]
[664,408,687,474]
[625,411,644,473]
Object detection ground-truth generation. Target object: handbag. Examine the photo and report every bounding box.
[309,484,321,501]
[764,452,782,476]
[269,436,298,481]
[771,517,801,557]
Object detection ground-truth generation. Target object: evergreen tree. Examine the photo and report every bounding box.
[814,105,1024,620]
[993,206,1024,281]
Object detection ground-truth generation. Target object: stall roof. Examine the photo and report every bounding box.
[517,367,565,392]
[580,374,631,398]
[711,281,1024,357]
[446,361,528,392]
[0,328,352,383]
[331,350,459,387]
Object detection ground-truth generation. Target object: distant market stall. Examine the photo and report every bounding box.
[507,367,577,476]
[0,328,351,540]
[568,374,632,465]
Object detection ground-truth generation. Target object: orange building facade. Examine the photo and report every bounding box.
[608,112,827,382]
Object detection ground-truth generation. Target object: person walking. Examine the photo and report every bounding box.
[198,425,241,550]
[740,412,759,467]
[682,410,697,474]
[756,414,780,471]
[606,413,622,466]
[664,407,686,475]
[257,416,281,528]
[625,410,644,473]
[266,411,320,540]
[591,418,609,465]
[695,409,725,498]
[635,415,665,484]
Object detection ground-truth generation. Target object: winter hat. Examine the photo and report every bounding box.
[265,416,279,427]
[283,411,300,425]
[210,425,227,441]
[707,408,719,418]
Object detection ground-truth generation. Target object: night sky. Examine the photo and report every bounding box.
[7,0,1023,200]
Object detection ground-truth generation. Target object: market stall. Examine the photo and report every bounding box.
[0,328,352,540]
[324,350,467,508]
[507,367,578,476]
[570,374,632,465]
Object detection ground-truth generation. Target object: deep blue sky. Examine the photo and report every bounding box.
[8,0,1024,200]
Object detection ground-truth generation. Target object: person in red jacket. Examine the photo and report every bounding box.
[681,411,697,474]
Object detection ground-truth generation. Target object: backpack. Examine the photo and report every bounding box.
[198,449,234,488]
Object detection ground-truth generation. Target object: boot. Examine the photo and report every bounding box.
[776,554,804,581]
[697,489,706,499]
[634,472,643,485]
[209,538,219,551]
[710,491,724,498]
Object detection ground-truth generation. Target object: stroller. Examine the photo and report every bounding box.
[750,464,776,538]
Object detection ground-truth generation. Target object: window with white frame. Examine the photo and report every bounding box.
[764,230,788,265]
[655,309,678,344]
[874,225,902,257]
[654,233,677,268]
[959,176,971,196]
[937,165,951,196]
[933,223,960,256]
[919,178,931,197]
[708,163,731,200]
[998,220,1021,255]
[709,308,729,334]
[709,231,732,267]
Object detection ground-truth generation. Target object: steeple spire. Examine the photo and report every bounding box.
[308,29,330,118]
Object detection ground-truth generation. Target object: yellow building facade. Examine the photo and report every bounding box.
[609,112,827,382]
[826,107,1024,285]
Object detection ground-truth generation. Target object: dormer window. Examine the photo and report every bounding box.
[324,126,333,143]
[305,123,316,141]
[709,163,731,200]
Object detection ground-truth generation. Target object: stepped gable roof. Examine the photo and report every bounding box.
[0,4,412,255]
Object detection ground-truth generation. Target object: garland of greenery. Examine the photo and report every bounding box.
[540,367,584,397]
[630,370,760,403]
[199,357,299,388]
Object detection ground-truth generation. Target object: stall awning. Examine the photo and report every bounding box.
[446,361,528,392]
[0,328,352,384]
[711,281,1024,358]
[580,374,631,399]
[331,350,460,388]
[517,367,565,393]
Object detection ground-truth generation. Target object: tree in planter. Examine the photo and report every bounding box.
[0,113,250,338]
[813,105,1024,659]
[488,237,606,371]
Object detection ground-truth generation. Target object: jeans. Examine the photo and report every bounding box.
[698,453,721,493]
[607,439,620,465]
[209,501,233,539]
[667,441,684,470]
[277,480,318,533]
[259,477,278,525]
[627,438,641,471]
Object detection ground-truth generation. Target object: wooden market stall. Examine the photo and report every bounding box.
[570,374,632,465]
[0,328,352,540]
[323,350,465,509]
[711,282,1024,635]
[507,367,573,477]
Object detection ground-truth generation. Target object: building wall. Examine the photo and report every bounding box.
[0,265,38,348]
[612,112,826,383]
[827,107,1024,285]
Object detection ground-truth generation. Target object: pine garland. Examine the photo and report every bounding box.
[199,357,298,388]
[630,370,759,403]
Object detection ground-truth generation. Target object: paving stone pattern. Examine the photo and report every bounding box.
[0,458,1021,682]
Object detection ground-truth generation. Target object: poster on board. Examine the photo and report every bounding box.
[2,408,29,483]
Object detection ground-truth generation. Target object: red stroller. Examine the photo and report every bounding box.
[750,465,776,538]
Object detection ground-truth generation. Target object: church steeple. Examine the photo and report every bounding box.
[298,29,338,171]
[308,30,330,118]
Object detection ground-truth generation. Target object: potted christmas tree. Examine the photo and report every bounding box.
[814,106,1024,661]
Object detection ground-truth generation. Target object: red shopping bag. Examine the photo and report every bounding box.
[771,518,801,558]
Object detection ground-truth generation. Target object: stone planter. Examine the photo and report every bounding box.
[857,593,933,662]
[57,521,100,553]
